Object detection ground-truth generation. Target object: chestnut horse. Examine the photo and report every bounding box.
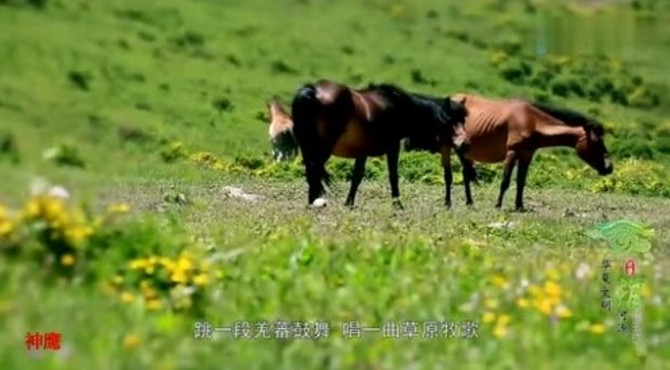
[291,79,470,208]
[266,97,298,162]
[407,94,613,211]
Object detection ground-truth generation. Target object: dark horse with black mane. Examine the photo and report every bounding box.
[291,79,470,209]
[406,93,613,211]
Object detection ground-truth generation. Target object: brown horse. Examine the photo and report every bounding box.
[291,79,470,208]
[408,93,613,211]
[266,97,298,162]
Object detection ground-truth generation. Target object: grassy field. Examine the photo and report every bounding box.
[1,0,670,368]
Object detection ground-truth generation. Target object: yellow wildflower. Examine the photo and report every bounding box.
[60,254,75,266]
[0,219,12,237]
[108,203,130,214]
[497,314,511,326]
[543,281,562,298]
[640,283,651,298]
[171,270,187,284]
[65,225,93,245]
[144,264,155,275]
[121,291,135,303]
[533,298,553,315]
[491,275,509,289]
[546,294,562,308]
[555,305,573,318]
[546,267,560,281]
[516,298,529,308]
[177,256,193,271]
[146,299,162,310]
[129,259,146,270]
[483,311,496,323]
[23,198,41,218]
[193,273,209,286]
[589,323,606,334]
[0,204,6,218]
[123,334,141,350]
[43,197,65,221]
[484,299,499,309]
[493,324,508,338]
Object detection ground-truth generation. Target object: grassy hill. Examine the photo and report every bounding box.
[1,0,669,368]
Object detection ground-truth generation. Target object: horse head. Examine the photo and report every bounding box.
[443,96,470,154]
[576,120,612,176]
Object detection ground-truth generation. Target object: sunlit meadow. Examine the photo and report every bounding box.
[1,0,670,369]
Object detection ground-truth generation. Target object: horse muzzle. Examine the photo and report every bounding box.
[599,159,613,175]
[453,136,471,155]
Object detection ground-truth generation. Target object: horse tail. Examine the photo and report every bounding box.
[291,83,328,202]
[291,83,321,156]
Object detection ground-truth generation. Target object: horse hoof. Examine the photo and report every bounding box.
[392,199,404,210]
[311,198,327,208]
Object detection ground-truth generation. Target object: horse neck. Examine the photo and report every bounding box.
[534,116,585,149]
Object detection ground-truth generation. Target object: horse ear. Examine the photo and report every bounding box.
[458,97,467,105]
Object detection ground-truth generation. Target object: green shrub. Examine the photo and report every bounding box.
[590,158,670,198]
[492,52,662,109]
[499,59,532,84]
[0,131,20,164]
[609,128,655,160]
[627,86,661,109]
[0,0,47,8]
[234,155,265,170]
[43,143,86,168]
[160,141,188,163]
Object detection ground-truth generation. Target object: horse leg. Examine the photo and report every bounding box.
[514,153,533,212]
[386,143,403,210]
[300,143,330,205]
[495,151,517,209]
[440,143,453,208]
[305,159,325,205]
[345,157,367,207]
[458,152,475,206]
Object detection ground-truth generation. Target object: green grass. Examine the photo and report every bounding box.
[1,0,670,368]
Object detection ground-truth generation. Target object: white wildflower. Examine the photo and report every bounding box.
[575,262,592,280]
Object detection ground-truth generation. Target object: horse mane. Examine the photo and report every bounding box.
[364,83,408,99]
[365,83,444,111]
[529,101,605,136]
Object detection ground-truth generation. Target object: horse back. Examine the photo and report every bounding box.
[451,93,531,163]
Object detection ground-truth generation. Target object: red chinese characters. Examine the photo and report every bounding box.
[624,259,636,276]
[25,332,61,351]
